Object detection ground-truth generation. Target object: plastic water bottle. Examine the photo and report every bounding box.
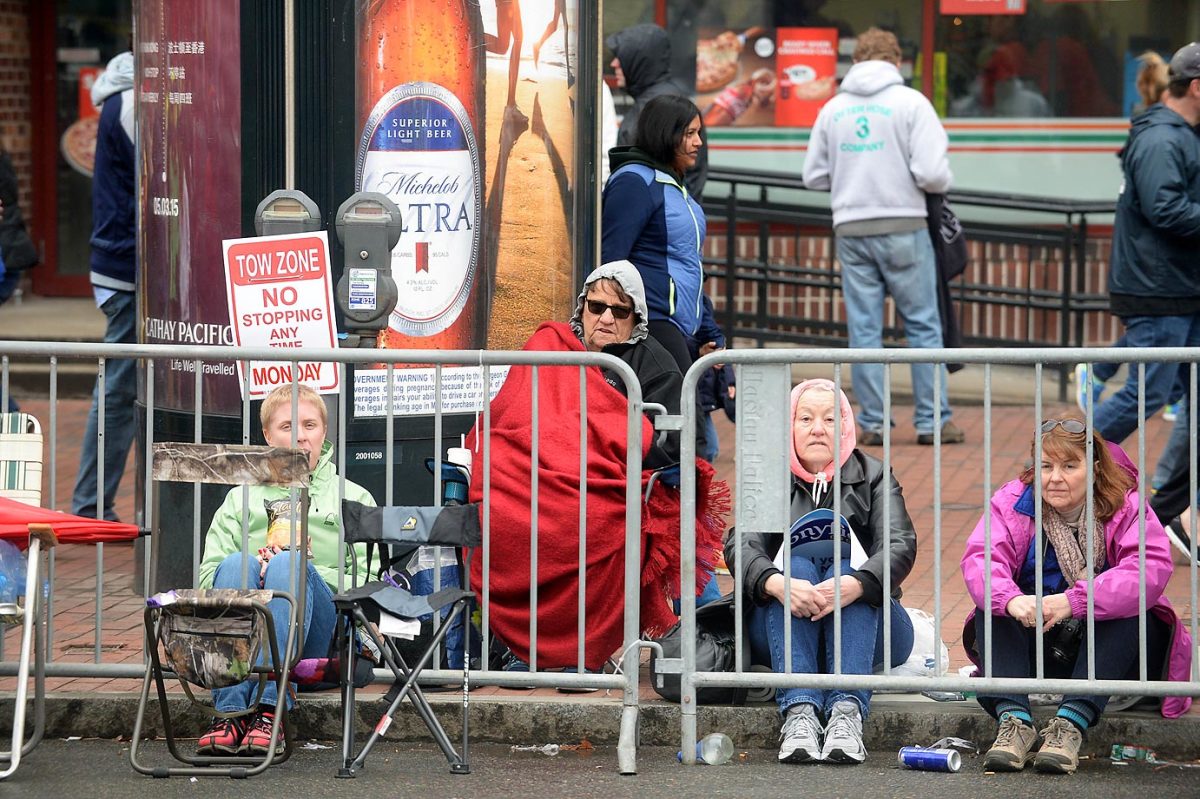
[679,733,734,765]
[699,733,735,765]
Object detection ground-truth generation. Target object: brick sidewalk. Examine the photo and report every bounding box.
[3,396,1195,707]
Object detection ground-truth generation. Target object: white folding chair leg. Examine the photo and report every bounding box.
[0,538,47,780]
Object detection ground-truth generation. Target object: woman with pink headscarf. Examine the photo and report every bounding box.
[725,379,917,766]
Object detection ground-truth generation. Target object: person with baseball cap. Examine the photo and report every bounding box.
[1096,41,1200,558]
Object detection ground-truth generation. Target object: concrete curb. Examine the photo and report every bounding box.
[4,692,1196,759]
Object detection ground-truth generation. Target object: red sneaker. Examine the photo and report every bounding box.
[197,716,247,755]
[240,711,286,756]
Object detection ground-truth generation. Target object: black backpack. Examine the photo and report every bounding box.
[649,592,749,705]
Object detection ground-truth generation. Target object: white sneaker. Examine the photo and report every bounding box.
[778,704,823,763]
[821,700,867,764]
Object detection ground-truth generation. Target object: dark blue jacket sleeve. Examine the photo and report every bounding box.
[693,293,725,348]
[601,170,657,264]
[1130,130,1200,239]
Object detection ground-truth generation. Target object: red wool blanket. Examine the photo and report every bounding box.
[466,322,728,670]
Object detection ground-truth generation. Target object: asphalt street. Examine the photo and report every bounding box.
[1,739,1197,798]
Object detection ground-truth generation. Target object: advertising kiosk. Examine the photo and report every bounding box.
[135,0,598,591]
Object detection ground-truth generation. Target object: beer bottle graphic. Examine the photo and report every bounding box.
[356,0,487,350]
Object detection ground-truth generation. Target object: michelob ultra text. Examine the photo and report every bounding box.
[356,0,487,349]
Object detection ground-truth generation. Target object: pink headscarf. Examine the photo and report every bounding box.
[789,378,857,483]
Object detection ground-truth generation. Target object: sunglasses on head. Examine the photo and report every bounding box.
[585,298,633,320]
[1040,419,1086,434]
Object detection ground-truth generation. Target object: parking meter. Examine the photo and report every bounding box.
[335,192,402,347]
[254,189,322,235]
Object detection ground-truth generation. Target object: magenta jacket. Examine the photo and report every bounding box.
[960,444,1193,718]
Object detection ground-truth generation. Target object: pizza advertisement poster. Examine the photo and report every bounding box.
[78,67,102,120]
[774,28,839,128]
[695,27,779,128]
[222,230,341,399]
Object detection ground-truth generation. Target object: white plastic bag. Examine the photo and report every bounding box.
[885,607,950,677]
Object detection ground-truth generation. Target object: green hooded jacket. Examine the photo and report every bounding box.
[198,441,375,591]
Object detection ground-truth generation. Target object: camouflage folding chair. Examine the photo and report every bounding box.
[333,500,481,777]
[129,444,309,779]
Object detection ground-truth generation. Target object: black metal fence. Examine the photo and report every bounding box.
[700,167,1118,396]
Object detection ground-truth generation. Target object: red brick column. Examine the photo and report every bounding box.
[0,0,33,221]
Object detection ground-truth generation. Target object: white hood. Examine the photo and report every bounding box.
[91,52,135,107]
[838,60,904,97]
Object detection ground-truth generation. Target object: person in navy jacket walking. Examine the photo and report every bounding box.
[71,51,137,521]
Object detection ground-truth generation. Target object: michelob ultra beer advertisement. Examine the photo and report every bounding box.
[354,0,579,417]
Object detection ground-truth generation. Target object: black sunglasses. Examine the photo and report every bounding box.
[1040,419,1086,434]
[585,298,633,320]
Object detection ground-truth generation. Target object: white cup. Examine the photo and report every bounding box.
[447,447,473,478]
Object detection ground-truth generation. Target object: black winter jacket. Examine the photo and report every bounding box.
[725,450,917,608]
[601,334,683,470]
[1108,104,1200,316]
[0,151,37,273]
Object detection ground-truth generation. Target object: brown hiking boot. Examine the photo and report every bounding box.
[983,714,1040,772]
[1034,717,1083,774]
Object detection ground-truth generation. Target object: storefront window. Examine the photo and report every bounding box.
[605,0,1198,121]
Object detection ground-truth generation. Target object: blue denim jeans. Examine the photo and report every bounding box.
[1094,314,1200,445]
[837,229,952,435]
[209,551,337,713]
[71,290,137,520]
[700,412,719,463]
[973,611,1169,721]
[748,557,914,719]
[1154,402,1190,489]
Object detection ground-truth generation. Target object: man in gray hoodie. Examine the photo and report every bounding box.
[803,28,962,447]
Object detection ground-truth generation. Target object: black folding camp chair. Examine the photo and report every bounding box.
[333,500,481,777]
[129,444,309,779]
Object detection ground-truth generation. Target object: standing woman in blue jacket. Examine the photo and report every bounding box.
[601,95,723,384]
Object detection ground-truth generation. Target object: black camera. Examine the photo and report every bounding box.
[1044,618,1084,671]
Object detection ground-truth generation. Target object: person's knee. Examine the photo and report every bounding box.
[262,550,301,582]
[212,552,249,587]
[787,557,822,583]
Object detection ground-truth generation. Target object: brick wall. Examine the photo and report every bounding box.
[0,0,32,220]
[704,225,1120,348]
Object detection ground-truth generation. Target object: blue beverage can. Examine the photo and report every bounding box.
[897,747,961,772]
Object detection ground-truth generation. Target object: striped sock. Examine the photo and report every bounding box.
[1057,702,1094,732]
[995,701,1033,726]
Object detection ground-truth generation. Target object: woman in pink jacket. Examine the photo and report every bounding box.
[960,414,1192,775]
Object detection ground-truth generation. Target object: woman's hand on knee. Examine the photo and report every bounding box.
[810,575,863,621]
[1005,594,1037,627]
[765,573,827,619]
[1040,594,1073,631]
[257,545,284,579]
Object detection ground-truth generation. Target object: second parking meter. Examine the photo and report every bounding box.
[335,192,402,347]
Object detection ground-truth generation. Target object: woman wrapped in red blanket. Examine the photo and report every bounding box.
[466,261,729,671]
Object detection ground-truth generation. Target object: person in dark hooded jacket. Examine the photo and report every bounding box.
[71,51,137,522]
[569,260,683,469]
[0,149,38,306]
[1090,42,1200,450]
[606,23,707,198]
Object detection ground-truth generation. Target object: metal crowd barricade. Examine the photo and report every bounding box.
[0,341,658,774]
[674,346,1200,764]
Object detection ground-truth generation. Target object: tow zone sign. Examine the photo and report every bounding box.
[222,230,340,399]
